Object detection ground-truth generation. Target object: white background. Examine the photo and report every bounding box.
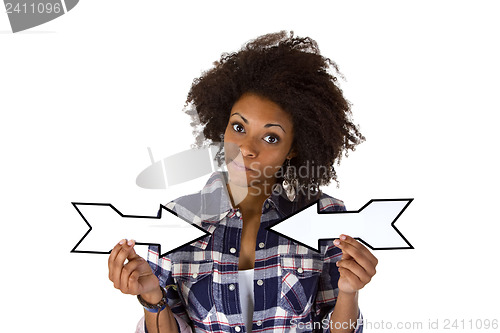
[1,1,499,332]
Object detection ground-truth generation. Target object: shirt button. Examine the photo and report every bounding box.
[192,273,198,279]
[297,267,303,274]
[234,326,241,332]
[235,211,242,217]
[230,247,237,254]
[229,284,236,291]
[264,202,270,209]
[256,320,262,326]
[257,279,264,286]
[258,242,265,249]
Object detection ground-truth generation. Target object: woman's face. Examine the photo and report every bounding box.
[224,93,295,193]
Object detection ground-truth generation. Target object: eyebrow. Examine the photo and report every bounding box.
[230,112,286,133]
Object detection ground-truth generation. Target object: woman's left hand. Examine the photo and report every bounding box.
[334,234,378,294]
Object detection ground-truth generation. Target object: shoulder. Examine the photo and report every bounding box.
[163,191,204,224]
[163,172,230,223]
[162,172,222,213]
[317,192,346,212]
[165,191,202,211]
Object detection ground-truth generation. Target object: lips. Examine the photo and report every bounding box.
[230,160,254,171]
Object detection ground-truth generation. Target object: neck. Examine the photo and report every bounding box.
[226,180,274,216]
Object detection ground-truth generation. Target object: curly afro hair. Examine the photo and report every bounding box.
[185,31,364,188]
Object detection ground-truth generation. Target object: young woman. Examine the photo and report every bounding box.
[108,31,378,333]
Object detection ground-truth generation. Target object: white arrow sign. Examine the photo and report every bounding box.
[267,199,413,251]
[71,203,210,257]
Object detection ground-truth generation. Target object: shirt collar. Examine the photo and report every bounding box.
[184,172,318,250]
[198,172,301,222]
[197,172,232,222]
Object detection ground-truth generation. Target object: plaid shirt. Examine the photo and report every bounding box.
[146,172,363,333]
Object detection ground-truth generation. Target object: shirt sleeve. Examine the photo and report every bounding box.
[314,195,363,332]
[143,244,193,333]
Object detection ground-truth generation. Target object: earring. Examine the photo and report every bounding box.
[282,158,297,201]
[309,179,319,196]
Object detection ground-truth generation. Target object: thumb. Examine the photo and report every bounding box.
[341,250,352,260]
[334,237,352,260]
[127,240,141,260]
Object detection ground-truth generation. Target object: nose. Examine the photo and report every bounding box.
[239,137,258,158]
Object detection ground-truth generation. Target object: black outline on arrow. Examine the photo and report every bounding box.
[266,198,414,252]
[71,202,211,258]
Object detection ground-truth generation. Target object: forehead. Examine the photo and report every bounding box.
[230,93,293,127]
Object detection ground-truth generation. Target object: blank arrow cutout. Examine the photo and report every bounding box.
[267,198,414,252]
[71,202,210,258]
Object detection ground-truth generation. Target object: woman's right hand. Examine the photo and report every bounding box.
[108,239,162,303]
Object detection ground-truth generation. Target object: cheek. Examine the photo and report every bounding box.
[224,143,240,158]
[256,156,286,176]
[223,131,240,161]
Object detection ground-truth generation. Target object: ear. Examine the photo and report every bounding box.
[286,148,297,160]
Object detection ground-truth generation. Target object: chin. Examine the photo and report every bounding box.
[227,170,251,187]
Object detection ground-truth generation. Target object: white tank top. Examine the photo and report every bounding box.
[238,269,255,332]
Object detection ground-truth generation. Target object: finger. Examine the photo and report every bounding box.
[120,241,144,290]
[341,235,378,266]
[108,239,127,276]
[337,259,373,285]
[337,235,378,269]
[127,241,141,261]
[338,267,365,291]
[337,243,376,277]
[127,258,154,295]
[339,243,375,276]
[333,238,352,260]
[109,240,135,289]
[108,239,128,283]
[127,270,142,295]
[120,252,146,293]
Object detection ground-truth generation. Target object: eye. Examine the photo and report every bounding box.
[263,135,279,144]
[232,122,245,133]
